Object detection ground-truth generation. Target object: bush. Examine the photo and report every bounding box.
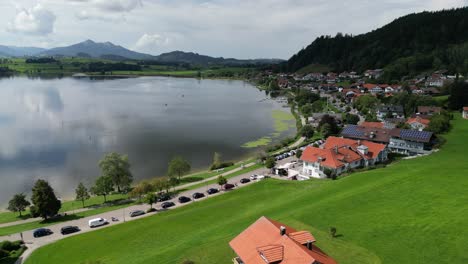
[0,249,9,258]
[0,241,21,252]
[210,162,234,171]
[29,205,40,218]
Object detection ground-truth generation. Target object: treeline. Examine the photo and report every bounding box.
[25,57,58,63]
[284,7,468,79]
[82,62,142,72]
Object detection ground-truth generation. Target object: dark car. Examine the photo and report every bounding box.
[161,201,175,209]
[192,192,205,199]
[157,193,172,202]
[206,188,219,195]
[178,196,191,203]
[223,183,235,190]
[240,178,251,184]
[60,226,80,235]
[129,210,146,217]
[33,228,53,238]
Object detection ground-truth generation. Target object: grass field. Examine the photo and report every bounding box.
[0,194,127,225]
[25,115,468,264]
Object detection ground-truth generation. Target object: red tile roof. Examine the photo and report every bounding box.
[301,147,345,169]
[406,117,430,126]
[229,217,337,264]
[324,136,386,160]
[360,121,384,128]
[463,107,468,111]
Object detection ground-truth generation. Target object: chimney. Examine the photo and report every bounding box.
[357,140,361,146]
[306,240,313,250]
[280,226,286,236]
[334,145,338,153]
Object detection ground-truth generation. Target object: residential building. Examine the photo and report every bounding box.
[417,106,441,115]
[341,125,434,155]
[376,105,405,120]
[463,107,468,119]
[300,137,387,179]
[229,216,337,264]
[364,69,384,79]
[359,121,384,129]
[388,130,434,155]
[406,116,430,130]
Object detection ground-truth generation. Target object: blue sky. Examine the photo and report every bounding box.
[1,0,467,59]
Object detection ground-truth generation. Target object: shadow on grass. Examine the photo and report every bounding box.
[40,214,83,224]
[0,246,27,264]
[87,199,134,209]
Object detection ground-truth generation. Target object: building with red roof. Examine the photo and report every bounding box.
[360,121,384,129]
[229,216,337,264]
[299,136,387,179]
[463,107,468,119]
[406,116,431,130]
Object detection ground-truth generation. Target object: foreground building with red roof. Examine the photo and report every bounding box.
[463,107,468,119]
[299,136,387,179]
[229,216,337,264]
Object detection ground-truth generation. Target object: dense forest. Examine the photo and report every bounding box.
[284,7,468,81]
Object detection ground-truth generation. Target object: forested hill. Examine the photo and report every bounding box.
[285,7,468,79]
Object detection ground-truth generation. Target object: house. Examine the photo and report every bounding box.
[425,74,445,87]
[463,107,468,119]
[359,121,384,129]
[300,137,387,179]
[417,106,441,115]
[376,105,405,120]
[364,69,384,79]
[388,129,434,155]
[307,113,342,128]
[229,216,337,264]
[362,83,383,94]
[406,116,431,130]
[341,125,434,155]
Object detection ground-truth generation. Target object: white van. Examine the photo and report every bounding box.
[88,217,108,228]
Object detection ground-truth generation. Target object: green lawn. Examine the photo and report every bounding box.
[0,194,127,225]
[0,200,135,236]
[26,116,468,264]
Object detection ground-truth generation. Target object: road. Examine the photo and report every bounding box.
[1,157,296,264]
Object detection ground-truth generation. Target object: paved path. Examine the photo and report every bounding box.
[2,157,295,264]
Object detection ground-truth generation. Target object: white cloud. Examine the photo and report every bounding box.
[135,33,170,52]
[7,4,56,35]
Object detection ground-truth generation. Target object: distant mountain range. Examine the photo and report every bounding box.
[0,40,283,65]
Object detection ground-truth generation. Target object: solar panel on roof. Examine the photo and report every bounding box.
[400,129,433,142]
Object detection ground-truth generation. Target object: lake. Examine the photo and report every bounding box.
[0,76,295,204]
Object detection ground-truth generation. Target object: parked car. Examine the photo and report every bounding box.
[60,226,80,235]
[178,196,191,203]
[240,178,251,184]
[192,192,205,199]
[207,188,219,195]
[157,193,171,202]
[223,183,235,190]
[161,201,175,209]
[129,210,146,217]
[33,228,52,238]
[250,174,258,180]
[257,175,270,180]
[88,217,108,228]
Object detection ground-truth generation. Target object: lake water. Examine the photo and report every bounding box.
[0,76,294,204]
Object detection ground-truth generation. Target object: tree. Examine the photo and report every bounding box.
[145,193,158,209]
[152,178,166,193]
[217,176,227,186]
[300,124,315,139]
[99,152,133,193]
[318,114,339,135]
[320,123,333,138]
[427,113,451,134]
[75,183,90,208]
[296,149,303,159]
[212,152,222,169]
[167,156,191,181]
[91,176,114,203]
[130,181,153,202]
[330,227,337,238]
[7,193,30,217]
[343,113,360,125]
[265,157,276,169]
[31,179,61,220]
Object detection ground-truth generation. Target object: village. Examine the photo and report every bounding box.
[254,68,466,182]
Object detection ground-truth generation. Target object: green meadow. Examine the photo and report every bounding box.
[25,116,468,264]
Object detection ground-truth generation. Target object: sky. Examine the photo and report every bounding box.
[0,0,467,59]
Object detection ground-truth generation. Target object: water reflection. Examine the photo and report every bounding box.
[0,76,294,204]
